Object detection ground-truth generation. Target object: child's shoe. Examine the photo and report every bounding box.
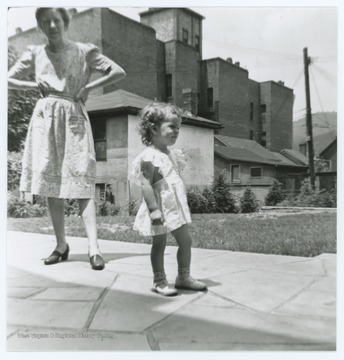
[175,276,207,291]
[151,278,178,296]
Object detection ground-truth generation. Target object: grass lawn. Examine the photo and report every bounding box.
[7,210,336,257]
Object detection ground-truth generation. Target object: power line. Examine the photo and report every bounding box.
[309,66,337,140]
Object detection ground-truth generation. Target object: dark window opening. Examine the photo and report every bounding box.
[91,118,107,161]
[261,131,266,147]
[250,102,254,120]
[207,87,214,109]
[96,183,106,201]
[260,104,267,113]
[166,74,172,99]
[182,28,189,43]
[250,130,254,140]
[250,167,262,178]
[195,35,200,50]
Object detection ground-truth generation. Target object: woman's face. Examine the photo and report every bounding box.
[39,9,67,44]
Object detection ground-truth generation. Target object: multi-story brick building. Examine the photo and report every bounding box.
[9,7,294,153]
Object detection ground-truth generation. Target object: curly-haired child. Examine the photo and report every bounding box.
[131,102,207,296]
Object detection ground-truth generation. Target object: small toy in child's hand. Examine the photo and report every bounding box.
[150,209,164,226]
[151,218,164,226]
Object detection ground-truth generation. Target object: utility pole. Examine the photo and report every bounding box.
[303,47,316,189]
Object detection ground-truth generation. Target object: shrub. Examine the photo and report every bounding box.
[64,199,80,217]
[278,179,336,208]
[128,199,139,216]
[265,179,284,206]
[212,174,237,213]
[95,200,120,216]
[7,151,23,190]
[187,187,208,214]
[7,193,47,218]
[240,187,260,213]
[202,186,217,213]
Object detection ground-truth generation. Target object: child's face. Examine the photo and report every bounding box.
[154,114,182,147]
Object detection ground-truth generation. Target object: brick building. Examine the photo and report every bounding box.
[9,7,294,153]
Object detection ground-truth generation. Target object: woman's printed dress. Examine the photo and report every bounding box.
[131,147,192,236]
[9,42,118,198]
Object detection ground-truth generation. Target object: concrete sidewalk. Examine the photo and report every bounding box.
[6,230,336,351]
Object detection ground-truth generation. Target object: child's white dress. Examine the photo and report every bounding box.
[131,147,192,236]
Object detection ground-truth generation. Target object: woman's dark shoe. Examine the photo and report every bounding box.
[44,244,70,265]
[89,254,105,270]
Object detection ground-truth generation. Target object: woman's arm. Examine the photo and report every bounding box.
[76,63,126,102]
[86,63,126,92]
[8,78,38,91]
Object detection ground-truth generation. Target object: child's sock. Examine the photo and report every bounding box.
[177,267,190,279]
[153,270,166,283]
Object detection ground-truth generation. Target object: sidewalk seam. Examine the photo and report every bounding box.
[80,274,119,332]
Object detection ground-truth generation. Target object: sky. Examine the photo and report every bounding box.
[6,4,338,120]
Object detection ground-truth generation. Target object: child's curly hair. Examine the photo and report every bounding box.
[137,102,182,146]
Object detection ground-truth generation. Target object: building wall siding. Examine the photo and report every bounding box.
[94,114,129,203]
[101,9,157,100]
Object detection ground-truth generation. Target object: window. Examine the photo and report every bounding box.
[182,28,189,43]
[250,102,254,120]
[195,35,200,50]
[165,74,172,99]
[260,104,267,113]
[231,164,240,183]
[250,167,262,178]
[207,87,214,109]
[91,118,106,161]
[96,183,106,201]
[250,130,254,140]
[261,131,266,147]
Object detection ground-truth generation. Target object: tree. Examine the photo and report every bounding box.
[265,179,284,206]
[8,45,40,152]
[240,187,259,213]
[212,173,237,213]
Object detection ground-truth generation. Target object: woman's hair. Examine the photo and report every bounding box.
[35,8,71,29]
[137,102,182,146]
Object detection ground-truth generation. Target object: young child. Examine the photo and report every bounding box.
[131,102,207,296]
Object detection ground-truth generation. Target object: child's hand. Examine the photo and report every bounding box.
[150,209,164,226]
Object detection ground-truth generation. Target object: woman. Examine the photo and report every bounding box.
[8,8,126,270]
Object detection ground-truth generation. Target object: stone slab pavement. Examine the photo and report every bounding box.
[6,230,337,352]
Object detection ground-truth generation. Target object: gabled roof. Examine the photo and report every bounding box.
[215,145,308,168]
[280,149,308,166]
[271,152,307,167]
[319,137,337,157]
[215,135,280,162]
[215,135,308,168]
[86,89,151,113]
[86,89,221,129]
[215,146,272,165]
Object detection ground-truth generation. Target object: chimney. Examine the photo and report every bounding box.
[226,57,233,63]
[15,27,22,34]
[278,80,285,86]
[182,88,198,116]
[68,8,77,17]
[234,61,240,67]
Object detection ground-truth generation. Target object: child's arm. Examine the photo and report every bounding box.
[140,161,164,225]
